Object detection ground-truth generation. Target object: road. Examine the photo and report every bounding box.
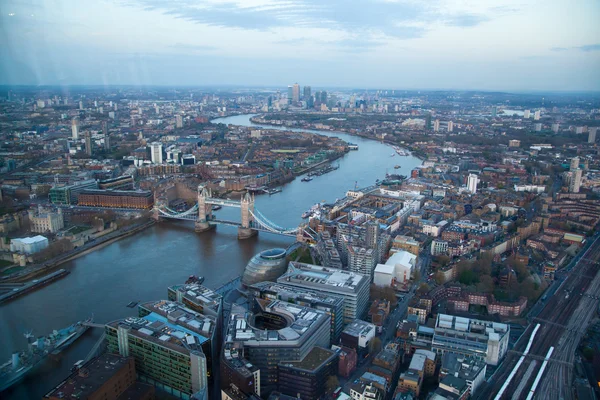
[477,234,600,400]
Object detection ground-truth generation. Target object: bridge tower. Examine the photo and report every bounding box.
[238,192,257,239]
[195,186,215,232]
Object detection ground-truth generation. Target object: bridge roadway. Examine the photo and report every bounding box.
[477,235,600,400]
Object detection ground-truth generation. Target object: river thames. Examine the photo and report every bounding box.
[0,114,422,399]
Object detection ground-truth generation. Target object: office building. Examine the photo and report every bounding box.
[433,119,440,132]
[84,132,93,156]
[49,179,99,205]
[340,319,376,357]
[292,83,300,103]
[278,262,370,323]
[491,106,497,117]
[221,299,331,396]
[150,142,163,164]
[467,174,479,194]
[432,314,509,366]
[167,282,223,319]
[28,207,64,233]
[508,139,520,147]
[43,353,154,400]
[277,347,338,400]
[287,86,293,104]
[10,235,49,254]
[534,110,541,120]
[570,157,580,171]
[447,121,453,132]
[303,86,311,101]
[552,122,559,133]
[71,117,79,140]
[106,300,211,399]
[589,128,597,143]
[523,110,531,118]
[242,248,288,288]
[176,114,183,128]
[248,281,345,344]
[440,353,486,397]
[350,383,382,400]
[534,123,542,132]
[347,246,378,278]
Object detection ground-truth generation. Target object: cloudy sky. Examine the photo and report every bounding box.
[1,0,599,91]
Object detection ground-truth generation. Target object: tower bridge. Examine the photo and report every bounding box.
[155,186,314,240]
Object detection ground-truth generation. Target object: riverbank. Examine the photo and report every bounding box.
[249,115,426,160]
[3,220,155,284]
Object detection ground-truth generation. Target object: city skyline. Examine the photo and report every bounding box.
[1,0,599,90]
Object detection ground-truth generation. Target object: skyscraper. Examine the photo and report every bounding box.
[534,110,541,120]
[589,128,597,143]
[570,169,582,193]
[292,83,300,103]
[84,132,92,156]
[425,114,432,130]
[447,121,454,132]
[433,119,440,132]
[150,142,163,164]
[552,123,560,133]
[523,110,531,119]
[467,174,479,194]
[303,86,311,101]
[491,106,497,117]
[71,117,79,140]
[570,157,580,171]
[287,86,293,104]
[320,91,328,105]
[176,115,183,128]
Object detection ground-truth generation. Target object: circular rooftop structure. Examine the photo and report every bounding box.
[242,248,288,288]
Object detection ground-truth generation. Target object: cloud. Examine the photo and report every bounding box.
[444,14,489,27]
[577,43,600,52]
[550,43,600,52]
[122,0,493,40]
[168,43,217,51]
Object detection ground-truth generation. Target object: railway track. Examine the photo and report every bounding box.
[478,236,600,400]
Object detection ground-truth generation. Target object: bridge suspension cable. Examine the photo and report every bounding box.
[249,208,299,235]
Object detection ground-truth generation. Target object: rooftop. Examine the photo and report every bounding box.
[249,281,344,307]
[43,353,137,399]
[279,262,369,293]
[278,346,336,372]
[343,319,376,337]
[168,283,223,314]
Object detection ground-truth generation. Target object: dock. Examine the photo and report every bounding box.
[0,269,70,304]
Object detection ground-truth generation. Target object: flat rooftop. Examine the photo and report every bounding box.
[280,262,368,293]
[278,346,336,372]
[250,281,344,307]
[168,283,222,313]
[139,300,215,340]
[343,319,375,337]
[43,353,134,399]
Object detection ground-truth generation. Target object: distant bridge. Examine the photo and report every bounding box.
[155,186,315,240]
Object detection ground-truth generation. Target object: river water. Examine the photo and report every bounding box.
[0,114,422,399]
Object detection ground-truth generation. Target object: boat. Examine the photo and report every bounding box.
[185,275,204,285]
[347,143,359,150]
[268,188,282,195]
[211,205,222,211]
[394,165,401,169]
[301,177,313,182]
[390,153,395,157]
[0,318,92,392]
[50,318,92,355]
[301,211,311,219]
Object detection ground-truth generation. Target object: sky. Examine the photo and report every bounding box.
[0,0,599,91]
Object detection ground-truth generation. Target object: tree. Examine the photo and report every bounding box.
[476,275,495,293]
[434,271,445,285]
[413,269,421,281]
[417,283,430,295]
[368,337,382,355]
[326,375,340,392]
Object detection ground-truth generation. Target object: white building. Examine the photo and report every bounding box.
[570,169,582,193]
[374,250,417,284]
[150,142,163,164]
[28,207,64,233]
[524,110,531,118]
[175,115,183,128]
[432,314,509,366]
[467,174,479,194]
[589,128,597,143]
[431,239,449,256]
[10,235,49,254]
[534,110,541,120]
[71,118,79,140]
[447,121,453,132]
